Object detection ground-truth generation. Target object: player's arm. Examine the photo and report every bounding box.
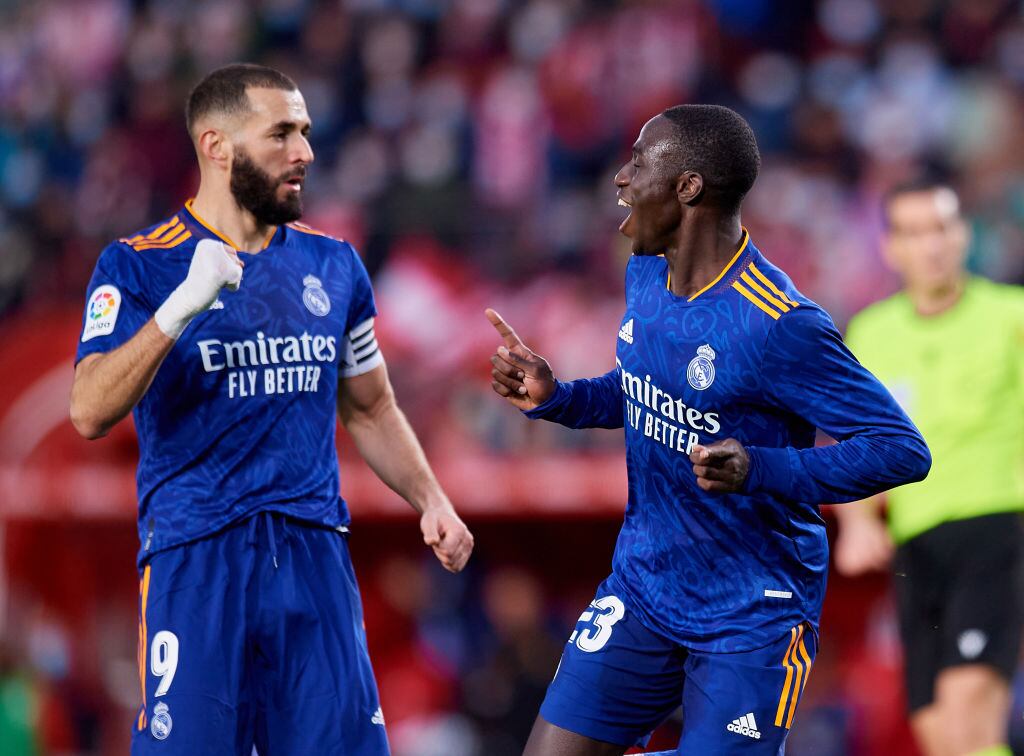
[830,494,894,576]
[70,239,243,439]
[740,308,931,502]
[71,323,176,439]
[337,361,473,573]
[485,308,624,429]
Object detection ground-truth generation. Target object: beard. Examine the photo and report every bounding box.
[229,149,304,225]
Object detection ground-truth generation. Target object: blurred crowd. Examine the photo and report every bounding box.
[3,0,1024,452]
[3,4,1024,752]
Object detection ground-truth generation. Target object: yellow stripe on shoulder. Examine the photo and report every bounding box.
[287,221,343,242]
[131,229,192,251]
[123,215,181,245]
[732,280,781,320]
[739,270,790,313]
[748,262,799,307]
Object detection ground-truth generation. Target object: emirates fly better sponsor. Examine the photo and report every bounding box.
[197,330,337,398]
[618,357,721,454]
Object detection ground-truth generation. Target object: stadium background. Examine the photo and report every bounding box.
[1,0,1023,753]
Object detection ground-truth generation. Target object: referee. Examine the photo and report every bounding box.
[834,178,1024,756]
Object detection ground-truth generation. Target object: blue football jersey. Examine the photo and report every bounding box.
[526,232,930,652]
[76,202,383,563]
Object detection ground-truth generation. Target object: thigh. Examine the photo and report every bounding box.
[538,576,686,750]
[253,522,389,756]
[522,715,630,756]
[131,528,254,756]
[678,622,817,755]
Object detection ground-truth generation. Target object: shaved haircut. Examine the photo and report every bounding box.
[185,63,297,135]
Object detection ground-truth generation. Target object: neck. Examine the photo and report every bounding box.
[190,181,275,253]
[908,275,966,317]
[664,214,744,298]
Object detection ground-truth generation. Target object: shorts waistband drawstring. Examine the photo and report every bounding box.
[264,511,279,569]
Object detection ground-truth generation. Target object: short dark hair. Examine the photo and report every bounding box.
[882,175,959,225]
[185,63,297,134]
[660,104,761,214]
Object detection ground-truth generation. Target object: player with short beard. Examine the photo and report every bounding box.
[69,63,473,756]
[229,146,305,225]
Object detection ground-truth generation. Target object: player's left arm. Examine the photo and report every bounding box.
[741,307,931,502]
[338,361,474,572]
[692,307,931,500]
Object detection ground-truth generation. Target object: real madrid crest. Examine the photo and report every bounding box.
[302,274,331,317]
[687,344,716,390]
[151,701,173,740]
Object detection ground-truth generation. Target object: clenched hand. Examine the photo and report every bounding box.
[689,439,750,493]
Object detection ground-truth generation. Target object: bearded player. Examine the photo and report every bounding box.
[487,105,931,754]
[70,63,473,755]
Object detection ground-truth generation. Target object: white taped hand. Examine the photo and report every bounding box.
[155,239,244,339]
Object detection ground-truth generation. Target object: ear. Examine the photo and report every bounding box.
[196,127,232,172]
[676,171,704,206]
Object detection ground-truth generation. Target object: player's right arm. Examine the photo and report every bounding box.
[485,308,624,429]
[70,239,243,439]
[71,323,177,439]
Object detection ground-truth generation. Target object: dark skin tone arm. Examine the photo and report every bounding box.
[485,309,750,493]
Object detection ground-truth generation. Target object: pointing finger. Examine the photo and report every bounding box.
[485,308,524,349]
[498,345,532,368]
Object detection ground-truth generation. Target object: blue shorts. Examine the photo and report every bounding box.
[131,512,389,756]
[541,576,817,754]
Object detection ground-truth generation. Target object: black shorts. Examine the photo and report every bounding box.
[894,511,1024,712]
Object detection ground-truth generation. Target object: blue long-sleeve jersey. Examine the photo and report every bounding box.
[526,232,930,652]
[75,203,383,565]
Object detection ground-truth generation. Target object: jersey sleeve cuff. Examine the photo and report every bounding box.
[743,446,797,499]
[522,380,573,420]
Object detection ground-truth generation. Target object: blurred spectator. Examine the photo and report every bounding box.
[3,0,1024,458]
[4,2,1024,754]
[461,566,562,756]
[0,640,38,756]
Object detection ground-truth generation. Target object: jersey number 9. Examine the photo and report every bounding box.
[151,630,180,697]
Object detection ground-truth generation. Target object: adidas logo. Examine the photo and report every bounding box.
[371,706,385,726]
[726,712,761,740]
[618,318,634,344]
[210,299,224,310]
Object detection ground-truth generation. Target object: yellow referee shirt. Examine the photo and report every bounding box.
[845,276,1024,544]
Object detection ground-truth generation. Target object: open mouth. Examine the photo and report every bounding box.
[282,174,305,192]
[617,196,633,236]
